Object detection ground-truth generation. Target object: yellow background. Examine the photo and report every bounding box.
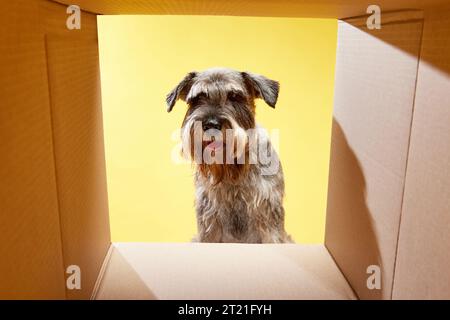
[98,15,337,243]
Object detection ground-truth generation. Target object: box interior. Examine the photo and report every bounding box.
[1,0,449,300]
[94,243,356,300]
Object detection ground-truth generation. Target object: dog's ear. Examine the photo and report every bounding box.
[166,72,197,112]
[242,72,279,108]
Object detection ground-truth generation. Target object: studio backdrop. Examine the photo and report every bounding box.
[98,15,337,243]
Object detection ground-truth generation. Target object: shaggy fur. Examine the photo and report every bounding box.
[167,67,292,243]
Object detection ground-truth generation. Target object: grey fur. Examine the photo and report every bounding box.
[241,72,279,108]
[166,72,197,112]
[167,67,292,243]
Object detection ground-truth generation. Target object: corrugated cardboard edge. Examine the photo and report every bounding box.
[90,243,114,300]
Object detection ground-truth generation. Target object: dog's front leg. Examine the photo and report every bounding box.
[196,213,223,243]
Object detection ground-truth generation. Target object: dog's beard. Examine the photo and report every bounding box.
[181,117,250,184]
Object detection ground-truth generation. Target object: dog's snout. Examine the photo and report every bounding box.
[202,118,222,131]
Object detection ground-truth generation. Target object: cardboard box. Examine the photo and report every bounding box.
[1,0,449,299]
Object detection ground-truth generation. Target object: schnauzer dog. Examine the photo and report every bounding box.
[167,67,292,243]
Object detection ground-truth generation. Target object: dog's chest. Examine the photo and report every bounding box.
[196,172,277,240]
[207,184,256,238]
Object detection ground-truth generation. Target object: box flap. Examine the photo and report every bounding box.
[51,0,449,18]
[325,12,423,299]
[95,243,357,300]
[393,5,450,300]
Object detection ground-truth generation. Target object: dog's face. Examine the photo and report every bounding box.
[166,67,279,182]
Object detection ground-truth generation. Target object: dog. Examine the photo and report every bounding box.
[166,67,292,243]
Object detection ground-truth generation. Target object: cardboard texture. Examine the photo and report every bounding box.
[43,1,111,300]
[393,5,450,300]
[0,0,66,299]
[1,0,450,299]
[95,243,357,300]
[1,0,110,299]
[325,12,424,300]
[51,0,449,18]
[45,33,111,299]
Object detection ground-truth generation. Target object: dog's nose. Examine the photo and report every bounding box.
[202,118,222,131]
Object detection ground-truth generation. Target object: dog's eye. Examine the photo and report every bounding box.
[189,93,207,106]
[197,93,207,99]
[227,92,244,103]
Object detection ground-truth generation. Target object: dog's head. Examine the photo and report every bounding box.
[166,67,279,183]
